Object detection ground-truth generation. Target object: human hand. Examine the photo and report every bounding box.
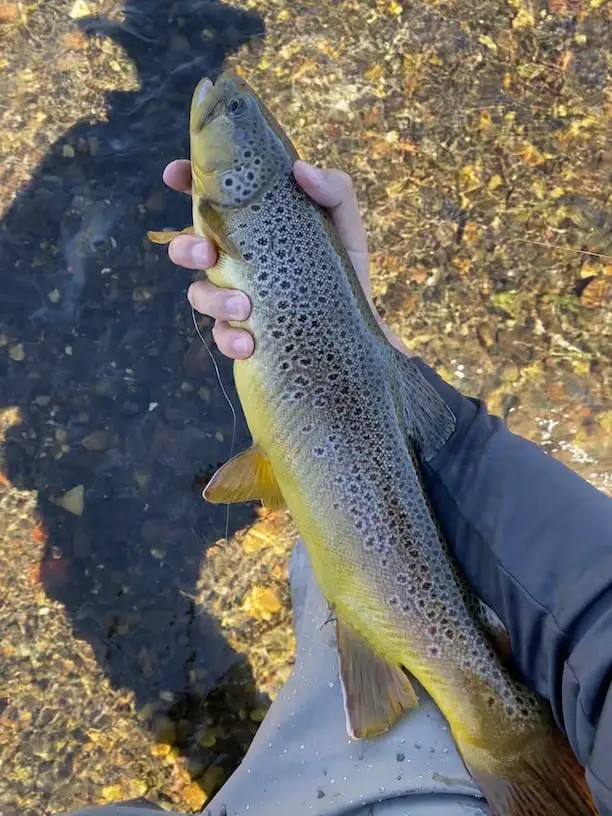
[162,159,408,357]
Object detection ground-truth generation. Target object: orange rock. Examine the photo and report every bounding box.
[32,522,47,545]
[28,562,42,586]
[61,30,89,50]
[581,277,609,309]
[0,3,18,24]
[182,781,206,811]
[548,0,583,13]
[242,586,282,620]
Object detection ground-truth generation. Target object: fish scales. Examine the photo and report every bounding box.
[215,169,546,758]
[218,173,519,691]
[148,72,598,816]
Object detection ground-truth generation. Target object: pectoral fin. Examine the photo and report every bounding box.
[336,618,418,739]
[147,226,194,244]
[390,348,456,462]
[202,445,285,510]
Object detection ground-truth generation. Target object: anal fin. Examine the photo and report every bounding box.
[202,445,285,510]
[336,618,418,739]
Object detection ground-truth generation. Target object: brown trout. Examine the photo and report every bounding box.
[149,71,597,815]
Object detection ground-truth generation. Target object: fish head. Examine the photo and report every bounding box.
[189,70,299,209]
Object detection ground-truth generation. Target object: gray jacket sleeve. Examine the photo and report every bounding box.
[416,359,612,816]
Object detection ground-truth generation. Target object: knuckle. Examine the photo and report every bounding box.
[334,169,353,191]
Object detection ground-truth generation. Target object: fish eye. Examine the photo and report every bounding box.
[226,97,246,117]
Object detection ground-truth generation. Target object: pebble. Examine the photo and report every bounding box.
[53,485,84,516]
[81,430,111,451]
[8,344,25,361]
[242,586,282,620]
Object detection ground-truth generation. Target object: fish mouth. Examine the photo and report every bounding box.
[189,71,252,180]
[190,70,251,134]
[190,75,221,135]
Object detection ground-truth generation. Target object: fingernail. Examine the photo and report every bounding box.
[191,241,210,268]
[232,336,251,356]
[225,295,249,320]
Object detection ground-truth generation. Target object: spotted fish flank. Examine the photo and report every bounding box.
[148,71,597,816]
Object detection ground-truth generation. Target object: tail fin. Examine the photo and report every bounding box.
[468,727,597,815]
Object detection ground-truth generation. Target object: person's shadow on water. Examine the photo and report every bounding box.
[0,0,266,799]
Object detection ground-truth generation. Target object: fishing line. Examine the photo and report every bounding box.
[511,239,612,262]
[191,305,237,545]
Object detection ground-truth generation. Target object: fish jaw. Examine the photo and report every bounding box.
[189,71,297,211]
